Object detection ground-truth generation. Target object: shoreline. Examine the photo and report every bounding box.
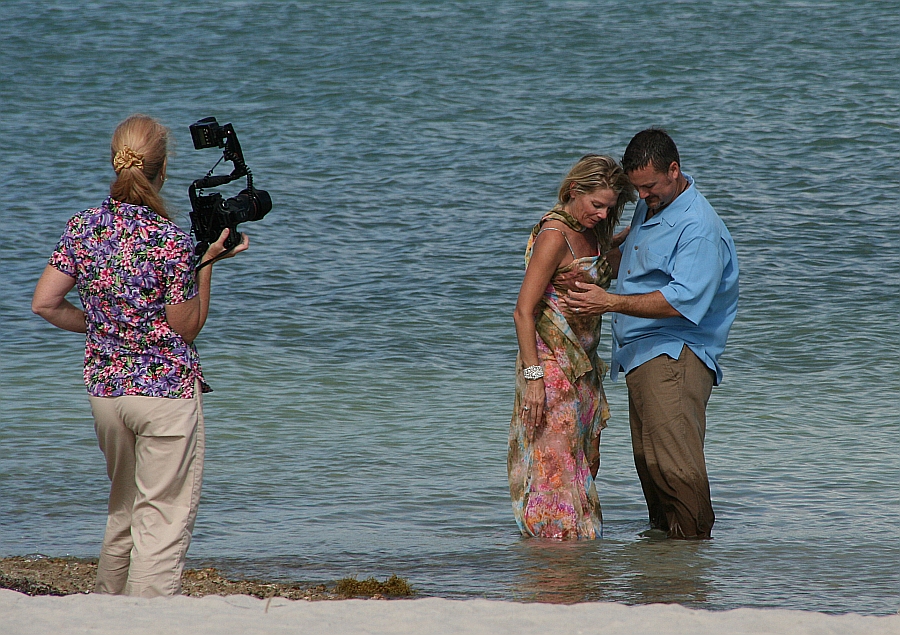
[4,556,899,635]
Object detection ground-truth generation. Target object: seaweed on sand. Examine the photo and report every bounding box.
[333,574,414,598]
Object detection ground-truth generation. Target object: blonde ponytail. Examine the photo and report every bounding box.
[109,114,171,219]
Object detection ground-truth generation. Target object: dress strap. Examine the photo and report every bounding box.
[536,227,577,260]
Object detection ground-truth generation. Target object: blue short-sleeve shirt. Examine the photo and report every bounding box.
[610,175,739,385]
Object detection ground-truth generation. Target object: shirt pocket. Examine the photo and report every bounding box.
[638,244,669,273]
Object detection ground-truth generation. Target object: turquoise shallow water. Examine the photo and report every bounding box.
[2,1,899,615]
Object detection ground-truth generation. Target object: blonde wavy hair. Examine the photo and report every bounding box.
[558,154,636,250]
[109,114,170,219]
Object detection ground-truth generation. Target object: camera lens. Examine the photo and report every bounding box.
[222,189,272,223]
[250,189,272,221]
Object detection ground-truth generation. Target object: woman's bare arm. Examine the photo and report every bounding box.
[166,228,249,344]
[32,266,86,333]
[512,229,567,436]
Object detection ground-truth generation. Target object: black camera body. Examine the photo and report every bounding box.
[188,117,272,254]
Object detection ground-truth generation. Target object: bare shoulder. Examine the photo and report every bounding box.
[530,222,570,267]
[539,219,570,233]
[533,220,570,246]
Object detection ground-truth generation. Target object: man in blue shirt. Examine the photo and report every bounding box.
[567,129,739,539]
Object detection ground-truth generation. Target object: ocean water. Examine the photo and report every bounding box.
[2,0,899,616]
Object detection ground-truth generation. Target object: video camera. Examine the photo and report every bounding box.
[188,117,272,255]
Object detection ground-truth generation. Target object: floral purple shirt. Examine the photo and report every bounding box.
[49,197,208,399]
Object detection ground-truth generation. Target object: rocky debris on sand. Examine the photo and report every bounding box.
[0,556,413,601]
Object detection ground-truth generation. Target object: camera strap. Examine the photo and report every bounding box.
[195,247,235,272]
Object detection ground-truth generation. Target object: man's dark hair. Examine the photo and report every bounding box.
[622,128,680,174]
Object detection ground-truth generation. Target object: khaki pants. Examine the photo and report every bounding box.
[626,346,715,539]
[89,384,204,597]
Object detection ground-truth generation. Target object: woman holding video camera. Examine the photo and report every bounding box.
[31,114,248,597]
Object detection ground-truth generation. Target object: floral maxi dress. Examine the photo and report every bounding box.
[508,214,612,540]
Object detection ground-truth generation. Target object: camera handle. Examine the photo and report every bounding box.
[192,173,240,190]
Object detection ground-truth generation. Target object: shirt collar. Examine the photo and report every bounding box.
[104,196,155,218]
[641,173,695,228]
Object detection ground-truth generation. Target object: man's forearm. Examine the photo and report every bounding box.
[565,283,683,319]
[609,290,682,319]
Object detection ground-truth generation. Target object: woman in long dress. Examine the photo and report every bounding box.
[509,154,635,539]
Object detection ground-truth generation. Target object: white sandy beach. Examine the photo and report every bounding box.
[3,590,899,635]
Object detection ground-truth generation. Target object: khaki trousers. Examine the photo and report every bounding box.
[625,346,715,539]
[89,384,204,597]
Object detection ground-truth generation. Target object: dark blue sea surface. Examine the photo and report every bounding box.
[1,0,898,615]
